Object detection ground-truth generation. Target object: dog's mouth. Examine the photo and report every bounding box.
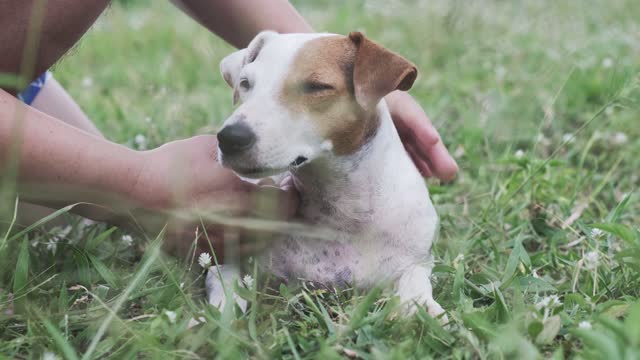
[290,156,309,168]
[230,156,309,179]
[234,166,283,179]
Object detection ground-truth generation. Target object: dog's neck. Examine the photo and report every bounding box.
[291,101,422,227]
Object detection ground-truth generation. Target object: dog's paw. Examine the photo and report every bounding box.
[426,301,449,325]
[205,265,248,312]
[401,299,448,325]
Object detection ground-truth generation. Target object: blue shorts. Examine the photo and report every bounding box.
[18,71,51,105]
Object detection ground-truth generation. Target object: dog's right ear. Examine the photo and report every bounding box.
[348,32,418,109]
[220,31,278,105]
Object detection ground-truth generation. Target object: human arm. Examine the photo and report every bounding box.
[0,0,112,94]
[171,0,312,48]
[0,89,145,217]
[0,89,296,258]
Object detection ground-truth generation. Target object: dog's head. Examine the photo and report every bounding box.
[217,31,417,178]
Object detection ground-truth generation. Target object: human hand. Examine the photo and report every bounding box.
[128,135,299,261]
[385,91,458,182]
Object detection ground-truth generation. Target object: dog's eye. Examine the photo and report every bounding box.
[302,81,335,93]
[239,78,251,90]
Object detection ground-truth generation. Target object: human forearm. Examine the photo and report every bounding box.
[0,90,144,222]
[173,0,313,48]
[0,0,111,93]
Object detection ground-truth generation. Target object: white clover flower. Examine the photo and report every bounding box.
[583,251,599,271]
[604,106,614,116]
[602,57,613,68]
[42,226,70,254]
[591,228,604,238]
[164,310,177,324]
[549,295,562,308]
[243,274,254,288]
[43,352,60,360]
[121,235,133,246]
[611,132,628,145]
[55,226,72,241]
[81,76,93,88]
[128,14,146,30]
[515,149,525,158]
[198,252,212,269]
[134,134,147,150]
[45,240,58,254]
[535,295,562,311]
[535,296,551,310]
[80,218,96,229]
[578,321,592,329]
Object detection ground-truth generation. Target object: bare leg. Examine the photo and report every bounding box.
[17,76,103,227]
[31,77,102,137]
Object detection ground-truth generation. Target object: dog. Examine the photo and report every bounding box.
[206,31,445,319]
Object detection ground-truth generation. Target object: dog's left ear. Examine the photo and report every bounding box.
[220,49,247,105]
[348,32,418,109]
[220,31,278,105]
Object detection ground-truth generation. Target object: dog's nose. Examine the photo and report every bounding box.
[217,123,256,155]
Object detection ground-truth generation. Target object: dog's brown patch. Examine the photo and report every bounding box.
[280,34,418,155]
[279,35,376,155]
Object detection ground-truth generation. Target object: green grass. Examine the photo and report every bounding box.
[2,0,640,358]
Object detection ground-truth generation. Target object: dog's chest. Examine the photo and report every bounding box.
[268,238,361,286]
[262,203,431,288]
[265,233,405,288]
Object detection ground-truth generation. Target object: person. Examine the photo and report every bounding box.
[0,0,458,259]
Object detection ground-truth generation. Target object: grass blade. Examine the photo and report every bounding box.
[85,226,117,252]
[81,237,163,360]
[13,236,30,295]
[88,254,119,288]
[7,203,78,243]
[37,312,80,360]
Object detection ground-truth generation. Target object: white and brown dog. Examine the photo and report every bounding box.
[207,31,445,319]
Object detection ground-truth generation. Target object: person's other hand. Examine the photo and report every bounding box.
[128,135,299,261]
[385,91,458,181]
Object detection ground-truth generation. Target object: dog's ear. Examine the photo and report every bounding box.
[220,31,278,105]
[220,49,246,105]
[348,32,418,109]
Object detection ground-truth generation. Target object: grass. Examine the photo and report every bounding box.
[1,0,640,358]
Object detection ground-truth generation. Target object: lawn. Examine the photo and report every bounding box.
[1,0,640,358]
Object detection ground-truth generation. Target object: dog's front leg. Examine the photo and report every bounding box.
[395,264,447,322]
[205,264,247,312]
